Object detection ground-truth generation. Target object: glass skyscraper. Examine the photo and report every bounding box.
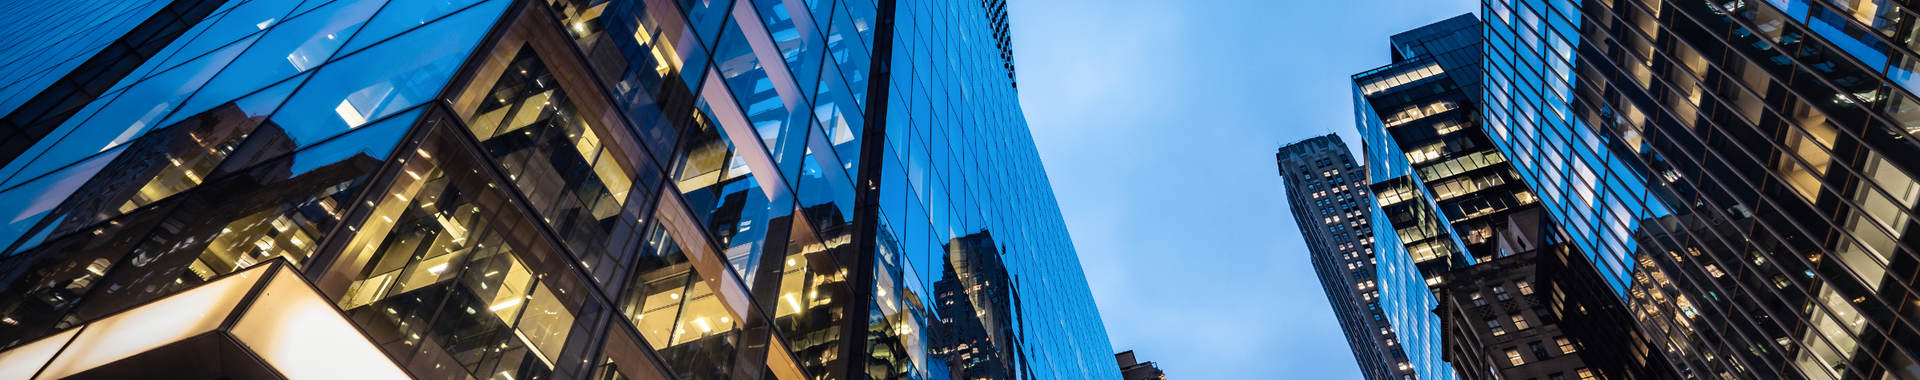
[1484,0,1920,378]
[1357,13,1676,380]
[1277,134,1412,380]
[0,0,1120,379]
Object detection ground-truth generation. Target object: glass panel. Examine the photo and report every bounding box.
[0,34,258,190]
[672,95,792,287]
[770,223,845,377]
[618,221,738,379]
[0,146,124,254]
[171,0,388,121]
[465,49,662,293]
[268,2,501,145]
[117,0,306,91]
[0,192,170,348]
[339,0,498,56]
[814,67,862,174]
[327,127,603,380]
[62,117,405,321]
[752,0,825,99]
[712,19,806,172]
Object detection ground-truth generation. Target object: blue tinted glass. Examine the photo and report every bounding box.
[803,0,835,31]
[682,0,730,49]
[269,1,502,145]
[0,145,126,255]
[713,21,804,173]
[286,106,419,176]
[826,5,869,107]
[0,34,258,188]
[120,0,304,91]
[338,0,490,56]
[171,0,386,123]
[289,0,343,15]
[163,71,311,127]
[751,0,824,99]
[839,0,873,51]
[232,73,311,118]
[815,66,861,174]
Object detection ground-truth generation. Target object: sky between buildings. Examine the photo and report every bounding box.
[1007,0,1478,378]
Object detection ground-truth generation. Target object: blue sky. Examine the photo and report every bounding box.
[1006,1,1476,378]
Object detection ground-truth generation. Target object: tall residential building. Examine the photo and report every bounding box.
[0,0,1120,379]
[1277,134,1411,380]
[1356,14,1675,380]
[1484,0,1920,378]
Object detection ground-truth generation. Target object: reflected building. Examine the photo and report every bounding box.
[1355,13,1676,380]
[0,0,1120,379]
[928,231,1020,380]
[0,0,229,167]
[1276,134,1413,380]
[1481,0,1920,377]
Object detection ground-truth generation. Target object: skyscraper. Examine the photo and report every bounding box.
[1277,134,1412,380]
[1356,13,1676,380]
[1483,0,1920,378]
[0,0,1120,379]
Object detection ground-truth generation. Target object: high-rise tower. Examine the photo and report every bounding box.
[1356,13,1677,380]
[1483,0,1920,378]
[0,0,1119,379]
[1278,134,1411,380]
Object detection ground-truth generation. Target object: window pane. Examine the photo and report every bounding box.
[268,1,501,144]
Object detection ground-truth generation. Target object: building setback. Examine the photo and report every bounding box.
[1484,0,1920,378]
[0,0,1121,379]
[1354,13,1677,380]
[1278,134,1413,380]
[1115,350,1168,380]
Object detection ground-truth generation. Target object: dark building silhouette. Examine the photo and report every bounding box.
[1115,350,1167,380]
[1277,134,1412,380]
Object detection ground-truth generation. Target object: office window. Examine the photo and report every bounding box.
[1576,368,1596,379]
[1513,314,1530,330]
[1517,280,1534,295]
[1556,336,1576,353]
[1487,318,1506,336]
[1472,291,1487,306]
[1493,285,1511,300]
[1507,348,1524,366]
[1530,341,1551,360]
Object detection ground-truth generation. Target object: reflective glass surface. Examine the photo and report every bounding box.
[0,0,1121,379]
[1482,0,1920,377]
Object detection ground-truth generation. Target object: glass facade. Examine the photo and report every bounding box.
[0,0,1120,379]
[1483,0,1920,378]
[0,0,229,176]
[1369,177,1457,380]
[1356,13,1673,380]
[1277,134,1412,380]
[1482,0,1920,376]
[1355,16,1506,380]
